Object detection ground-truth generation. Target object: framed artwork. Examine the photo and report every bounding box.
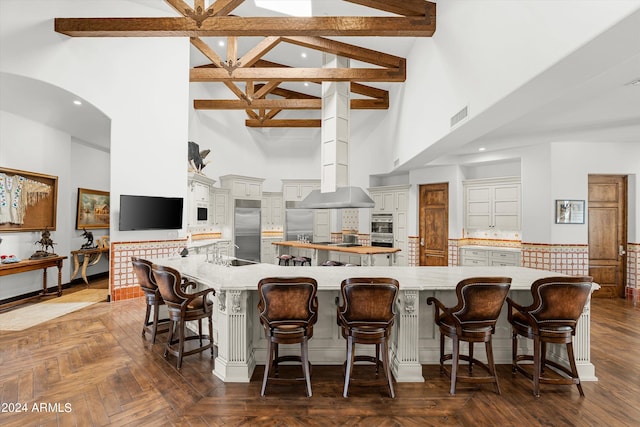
[0,167,58,232]
[76,188,110,229]
[555,200,585,224]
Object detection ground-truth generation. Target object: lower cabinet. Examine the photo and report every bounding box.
[261,238,282,264]
[460,247,521,267]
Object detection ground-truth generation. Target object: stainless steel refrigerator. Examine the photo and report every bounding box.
[285,201,314,242]
[234,199,261,262]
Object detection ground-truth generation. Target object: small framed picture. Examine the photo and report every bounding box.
[555,200,585,224]
[76,188,110,229]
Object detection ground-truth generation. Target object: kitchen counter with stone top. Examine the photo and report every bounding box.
[151,254,599,384]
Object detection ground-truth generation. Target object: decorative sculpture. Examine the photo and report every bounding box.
[31,228,57,259]
[80,227,97,249]
[188,141,211,174]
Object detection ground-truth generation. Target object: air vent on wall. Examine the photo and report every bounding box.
[450,105,469,128]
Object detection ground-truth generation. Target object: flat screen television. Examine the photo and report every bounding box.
[119,194,183,231]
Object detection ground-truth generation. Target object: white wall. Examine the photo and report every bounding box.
[389,1,640,170]
[0,111,73,298]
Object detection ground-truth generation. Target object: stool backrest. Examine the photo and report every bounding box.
[258,277,318,329]
[529,276,593,324]
[131,257,156,292]
[338,277,399,327]
[151,264,188,306]
[452,277,512,326]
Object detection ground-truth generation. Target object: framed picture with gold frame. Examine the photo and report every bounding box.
[76,188,110,229]
[0,167,58,232]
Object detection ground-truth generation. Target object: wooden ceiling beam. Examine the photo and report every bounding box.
[237,36,282,68]
[207,0,246,17]
[245,119,321,128]
[343,0,435,18]
[281,36,403,69]
[195,96,387,110]
[190,66,405,82]
[54,16,435,37]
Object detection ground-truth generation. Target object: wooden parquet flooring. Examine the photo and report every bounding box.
[1,279,639,426]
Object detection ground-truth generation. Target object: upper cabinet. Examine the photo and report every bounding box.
[220,174,264,200]
[262,192,283,231]
[464,177,521,231]
[369,185,408,213]
[282,179,320,202]
[187,173,216,227]
[211,187,229,227]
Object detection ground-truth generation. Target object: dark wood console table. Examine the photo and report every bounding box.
[0,256,67,308]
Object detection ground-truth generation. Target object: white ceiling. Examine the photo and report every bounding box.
[1,1,638,169]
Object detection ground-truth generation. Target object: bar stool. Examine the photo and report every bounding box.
[427,277,512,395]
[151,264,215,369]
[292,256,311,266]
[131,256,169,344]
[507,276,593,397]
[337,277,399,398]
[322,260,344,266]
[258,277,318,397]
[277,254,293,266]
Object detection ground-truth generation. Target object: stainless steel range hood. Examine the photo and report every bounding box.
[298,186,374,209]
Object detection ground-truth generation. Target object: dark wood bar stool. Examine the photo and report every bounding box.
[131,257,169,344]
[292,256,311,266]
[337,277,399,398]
[507,276,593,397]
[151,264,215,369]
[427,277,512,395]
[258,277,318,397]
[277,254,293,266]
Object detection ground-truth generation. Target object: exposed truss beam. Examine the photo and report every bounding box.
[190,67,405,83]
[245,119,321,128]
[194,95,387,110]
[344,0,435,18]
[54,16,435,37]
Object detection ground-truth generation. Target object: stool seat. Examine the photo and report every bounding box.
[322,260,344,266]
[293,256,312,266]
[277,254,293,266]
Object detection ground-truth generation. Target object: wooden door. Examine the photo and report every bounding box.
[419,183,448,266]
[588,175,627,298]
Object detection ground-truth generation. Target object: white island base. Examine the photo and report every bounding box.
[153,255,598,383]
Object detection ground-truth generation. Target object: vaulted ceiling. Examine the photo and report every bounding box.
[54,0,436,128]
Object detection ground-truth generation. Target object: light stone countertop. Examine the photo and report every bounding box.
[151,254,573,293]
[458,245,522,252]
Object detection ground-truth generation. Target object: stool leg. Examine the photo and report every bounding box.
[177,318,186,369]
[450,336,459,395]
[301,337,312,397]
[261,337,273,397]
[469,342,474,374]
[533,335,541,397]
[382,337,395,398]
[485,338,501,395]
[511,329,518,374]
[566,341,584,397]
[142,301,152,337]
[343,336,355,398]
[439,332,445,373]
[151,300,160,344]
[208,315,214,358]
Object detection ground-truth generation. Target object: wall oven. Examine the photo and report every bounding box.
[371,214,393,247]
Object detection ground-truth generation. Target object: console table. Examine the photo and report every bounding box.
[70,247,109,286]
[0,256,67,308]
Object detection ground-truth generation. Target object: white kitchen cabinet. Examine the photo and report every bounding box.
[368,185,410,266]
[282,179,320,202]
[464,177,521,231]
[211,187,229,227]
[187,173,216,227]
[261,237,282,264]
[261,192,283,231]
[459,247,521,267]
[369,185,408,213]
[220,174,264,200]
[313,209,331,243]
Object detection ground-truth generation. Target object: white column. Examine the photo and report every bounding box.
[321,54,350,193]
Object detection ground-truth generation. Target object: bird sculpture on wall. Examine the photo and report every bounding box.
[188,141,211,174]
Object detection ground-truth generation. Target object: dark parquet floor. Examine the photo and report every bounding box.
[1,278,639,426]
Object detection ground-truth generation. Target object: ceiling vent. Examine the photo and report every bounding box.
[450,105,469,128]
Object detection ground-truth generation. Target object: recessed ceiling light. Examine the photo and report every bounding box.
[478,147,486,152]
[304,82,309,87]
[301,52,307,59]
[218,40,225,47]
[73,100,82,106]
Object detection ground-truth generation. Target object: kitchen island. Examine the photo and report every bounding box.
[272,240,401,266]
[152,254,599,384]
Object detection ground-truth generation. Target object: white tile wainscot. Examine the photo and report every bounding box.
[152,254,599,383]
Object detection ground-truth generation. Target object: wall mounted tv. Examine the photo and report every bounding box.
[119,194,184,231]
